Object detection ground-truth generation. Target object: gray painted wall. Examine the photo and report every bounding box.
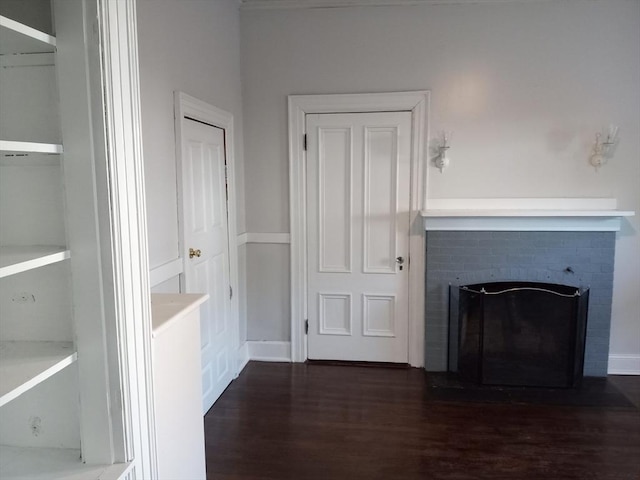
[137,0,248,342]
[240,1,640,362]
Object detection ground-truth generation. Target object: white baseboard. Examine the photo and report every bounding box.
[247,341,292,362]
[237,342,250,375]
[608,354,640,375]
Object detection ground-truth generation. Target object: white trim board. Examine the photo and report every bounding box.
[608,355,640,375]
[94,0,157,473]
[246,341,292,362]
[149,258,183,287]
[237,232,291,246]
[288,91,429,367]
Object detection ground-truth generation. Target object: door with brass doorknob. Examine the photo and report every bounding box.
[179,115,234,415]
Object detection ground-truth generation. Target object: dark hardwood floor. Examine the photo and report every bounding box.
[204,362,640,480]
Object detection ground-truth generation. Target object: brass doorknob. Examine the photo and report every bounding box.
[189,248,202,259]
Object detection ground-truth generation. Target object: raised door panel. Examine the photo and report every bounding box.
[318,127,352,273]
[363,127,398,274]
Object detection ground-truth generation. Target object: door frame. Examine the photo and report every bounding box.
[288,91,430,367]
[174,91,241,375]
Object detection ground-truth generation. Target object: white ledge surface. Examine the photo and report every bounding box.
[151,293,209,338]
[422,198,635,232]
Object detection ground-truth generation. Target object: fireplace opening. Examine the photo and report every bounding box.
[452,281,589,388]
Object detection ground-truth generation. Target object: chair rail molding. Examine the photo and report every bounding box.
[149,258,184,288]
[288,91,429,366]
[237,232,291,246]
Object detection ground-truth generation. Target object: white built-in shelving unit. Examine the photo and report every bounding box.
[0,3,128,477]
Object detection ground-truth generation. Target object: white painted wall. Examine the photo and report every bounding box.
[137,0,247,339]
[240,1,640,359]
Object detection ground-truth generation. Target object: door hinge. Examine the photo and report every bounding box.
[305,319,309,335]
[229,285,233,300]
[303,134,308,151]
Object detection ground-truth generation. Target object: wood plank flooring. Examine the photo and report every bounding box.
[204,362,640,480]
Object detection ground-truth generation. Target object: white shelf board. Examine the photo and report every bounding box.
[0,141,63,155]
[0,341,76,407]
[0,15,56,55]
[0,446,131,480]
[0,246,70,278]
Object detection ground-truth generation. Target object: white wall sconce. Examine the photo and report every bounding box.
[590,125,619,170]
[435,132,451,173]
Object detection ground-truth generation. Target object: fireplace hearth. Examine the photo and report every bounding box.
[454,281,589,388]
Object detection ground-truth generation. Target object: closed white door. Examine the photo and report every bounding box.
[306,112,412,363]
[180,118,234,413]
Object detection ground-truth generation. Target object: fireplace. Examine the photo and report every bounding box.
[455,281,589,388]
[424,230,617,377]
[422,198,632,378]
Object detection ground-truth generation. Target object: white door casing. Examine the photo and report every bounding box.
[306,112,412,363]
[288,92,429,367]
[179,117,234,414]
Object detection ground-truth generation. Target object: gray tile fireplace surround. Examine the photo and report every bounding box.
[425,231,616,376]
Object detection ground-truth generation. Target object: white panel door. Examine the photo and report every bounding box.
[306,112,412,363]
[181,118,234,414]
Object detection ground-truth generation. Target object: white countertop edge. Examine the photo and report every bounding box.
[151,293,209,338]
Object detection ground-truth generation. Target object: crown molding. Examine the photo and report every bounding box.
[240,0,556,11]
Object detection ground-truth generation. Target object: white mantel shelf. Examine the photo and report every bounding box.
[422,199,635,232]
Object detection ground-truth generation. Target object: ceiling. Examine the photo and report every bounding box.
[239,0,551,10]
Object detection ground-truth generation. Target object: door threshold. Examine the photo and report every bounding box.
[305,359,410,369]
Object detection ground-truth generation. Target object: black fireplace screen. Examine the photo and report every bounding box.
[452,282,589,388]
